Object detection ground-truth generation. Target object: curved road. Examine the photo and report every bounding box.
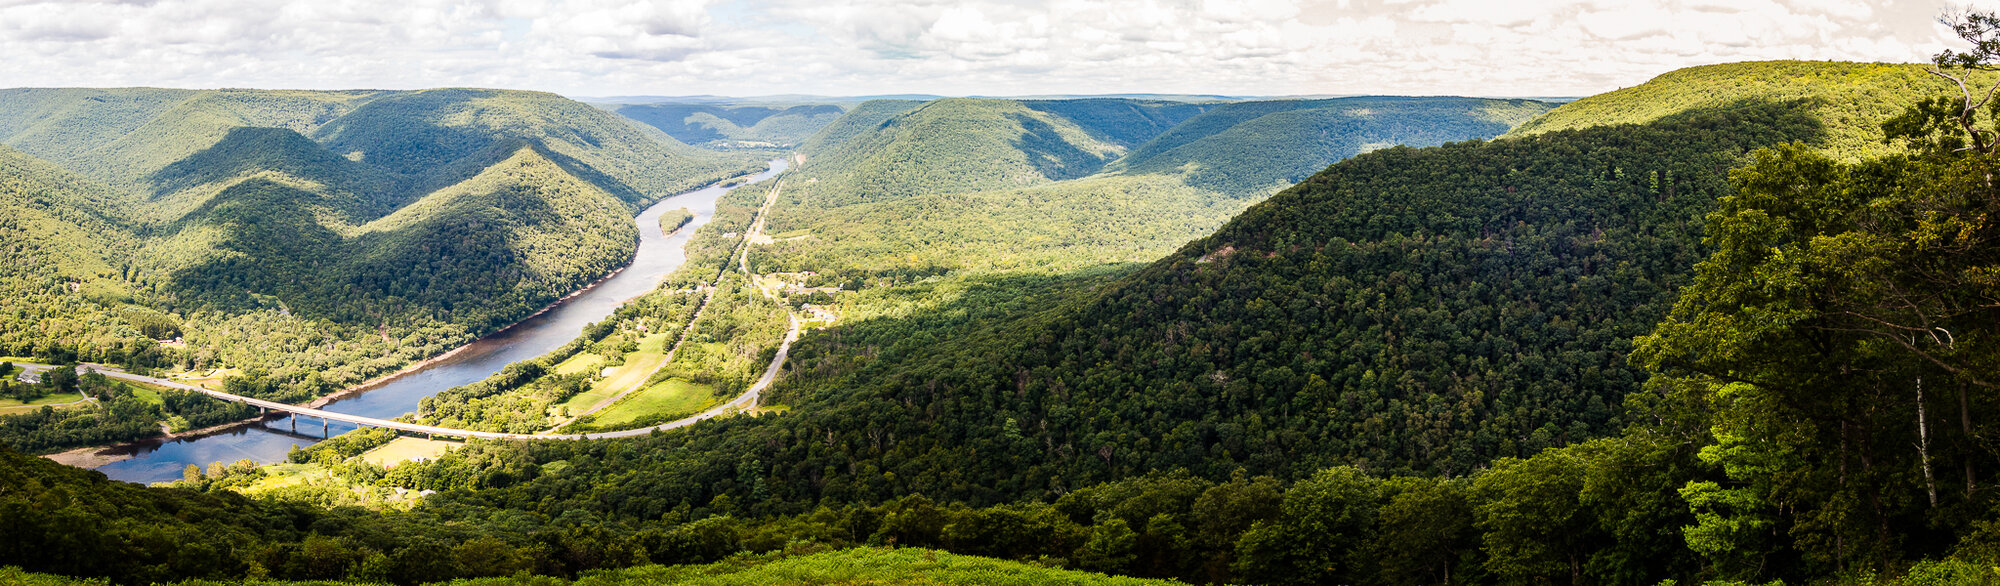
[34,163,812,447]
[549,178,788,431]
[30,307,800,442]
[29,170,809,443]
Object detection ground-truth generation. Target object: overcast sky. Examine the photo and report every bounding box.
[0,0,1987,99]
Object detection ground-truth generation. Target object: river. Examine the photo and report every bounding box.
[91,158,788,484]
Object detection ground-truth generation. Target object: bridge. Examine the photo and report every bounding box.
[82,368,576,440]
[24,339,795,442]
[21,175,805,443]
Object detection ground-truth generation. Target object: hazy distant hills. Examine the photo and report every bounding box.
[1110,96,1553,194]
[607,102,848,149]
[0,56,1979,586]
[752,95,1553,277]
[720,60,1930,496]
[0,87,757,400]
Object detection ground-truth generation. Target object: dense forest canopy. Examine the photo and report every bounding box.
[6,33,2000,586]
[754,96,1555,285]
[0,88,760,450]
[1510,60,1977,161]
[606,102,848,150]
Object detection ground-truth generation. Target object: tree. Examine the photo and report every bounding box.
[1376,476,1477,585]
[1921,11,2000,155]
[1629,14,2000,577]
[1232,467,1380,585]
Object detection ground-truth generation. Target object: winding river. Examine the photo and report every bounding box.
[91,158,788,484]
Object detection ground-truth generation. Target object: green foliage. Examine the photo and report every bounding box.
[757,173,1252,279]
[1631,137,2000,577]
[0,87,757,438]
[787,98,1132,207]
[1114,97,1554,195]
[1232,467,1380,585]
[662,207,695,234]
[291,427,400,465]
[611,103,847,149]
[1511,61,1971,161]
[0,370,255,453]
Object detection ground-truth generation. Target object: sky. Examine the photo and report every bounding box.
[0,0,1989,99]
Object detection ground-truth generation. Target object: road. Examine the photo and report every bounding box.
[587,312,799,438]
[18,173,811,443]
[548,178,789,431]
[17,362,809,441]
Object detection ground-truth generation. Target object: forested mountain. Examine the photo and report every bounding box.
[12,45,2000,586]
[726,63,1938,497]
[0,87,757,420]
[0,144,152,362]
[787,98,1144,206]
[607,102,847,149]
[319,60,1993,586]
[0,89,378,200]
[1510,61,1957,160]
[756,96,1551,280]
[664,101,1814,504]
[1112,97,1552,195]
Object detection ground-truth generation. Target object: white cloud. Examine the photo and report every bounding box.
[0,0,1986,97]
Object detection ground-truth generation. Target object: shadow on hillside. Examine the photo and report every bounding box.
[1007,113,1117,182]
[766,263,1142,405]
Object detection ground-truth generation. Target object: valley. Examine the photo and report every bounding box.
[0,15,1995,584]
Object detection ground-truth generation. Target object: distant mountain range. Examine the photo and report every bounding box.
[579,93,1581,105]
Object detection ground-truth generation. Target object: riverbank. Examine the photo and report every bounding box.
[39,411,288,469]
[307,262,632,409]
[73,159,789,483]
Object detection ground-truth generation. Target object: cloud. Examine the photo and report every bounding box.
[0,0,1985,97]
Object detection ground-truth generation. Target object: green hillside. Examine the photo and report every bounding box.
[1019,98,1214,148]
[756,96,1552,283]
[610,102,848,149]
[0,144,136,280]
[0,87,757,412]
[788,98,1130,206]
[1509,60,1956,160]
[756,173,1252,277]
[315,88,742,208]
[143,126,401,225]
[0,89,379,191]
[794,99,926,159]
[0,144,155,367]
[1116,97,1554,195]
[159,145,637,336]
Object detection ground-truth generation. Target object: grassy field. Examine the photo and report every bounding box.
[0,392,87,414]
[553,352,606,376]
[115,380,167,405]
[166,368,237,391]
[565,547,1177,585]
[586,377,723,428]
[0,547,1179,585]
[232,463,421,509]
[357,437,457,468]
[552,332,673,416]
